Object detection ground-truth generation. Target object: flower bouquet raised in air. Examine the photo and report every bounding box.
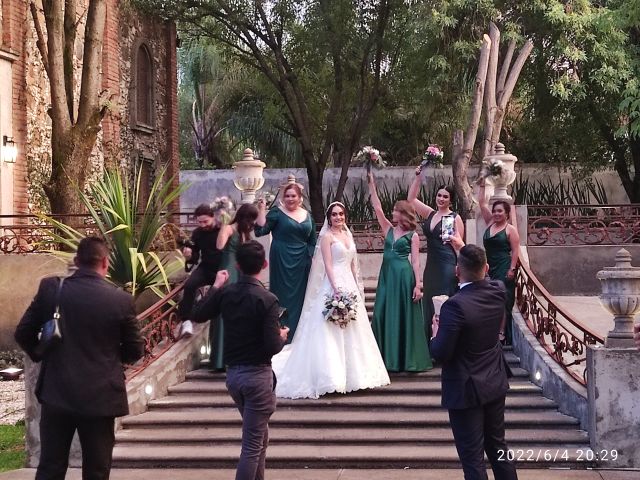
[351,146,386,173]
[323,289,359,328]
[475,158,505,185]
[419,144,444,172]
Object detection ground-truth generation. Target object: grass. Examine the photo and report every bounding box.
[0,420,26,472]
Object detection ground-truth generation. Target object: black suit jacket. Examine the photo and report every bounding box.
[15,268,144,417]
[430,279,509,410]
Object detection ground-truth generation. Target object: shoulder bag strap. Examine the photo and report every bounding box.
[53,276,65,319]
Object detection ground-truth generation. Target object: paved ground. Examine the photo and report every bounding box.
[554,296,612,338]
[1,468,639,479]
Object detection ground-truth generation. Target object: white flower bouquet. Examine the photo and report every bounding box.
[351,146,386,173]
[475,158,505,185]
[323,289,359,328]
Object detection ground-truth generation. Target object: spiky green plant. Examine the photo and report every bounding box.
[40,166,188,298]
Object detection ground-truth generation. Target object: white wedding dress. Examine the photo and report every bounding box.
[272,238,390,399]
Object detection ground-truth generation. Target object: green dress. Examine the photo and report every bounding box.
[483,226,515,342]
[422,212,458,339]
[210,232,240,370]
[255,208,316,343]
[372,230,432,372]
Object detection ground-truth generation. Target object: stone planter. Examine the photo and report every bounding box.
[596,248,640,348]
[233,148,266,203]
[484,143,518,204]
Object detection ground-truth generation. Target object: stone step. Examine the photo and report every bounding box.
[169,379,542,396]
[111,444,595,469]
[185,365,528,382]
[115,426,588,445]
[121,409,580,430]
[148,393,557,411]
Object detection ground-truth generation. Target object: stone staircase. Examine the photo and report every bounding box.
[112,284,593,469]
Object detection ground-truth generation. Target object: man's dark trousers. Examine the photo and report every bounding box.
[36,404,115,480]
[448,396,516,480]
[179,265,218,320]
[225,365,276,480]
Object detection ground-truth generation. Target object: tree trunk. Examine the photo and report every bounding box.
[451,34,491,220]
[451,129,473,219]
[304,153,326,223]
[623,135,640,202]
[45,127,98,217]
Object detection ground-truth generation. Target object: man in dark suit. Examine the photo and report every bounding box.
[430,244,518,480]
[15,237,144,480]
[193,240,288,480]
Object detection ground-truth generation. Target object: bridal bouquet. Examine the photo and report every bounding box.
[351,146,386,173]
[323,290,359,328]
[212,196,235,224]
[475,158,505,185]
[420,144,444,171]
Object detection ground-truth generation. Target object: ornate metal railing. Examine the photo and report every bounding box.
[0,213,194,254]
[515,258,604,385]
[0,214,419,254]
[125,282,185,381]
[527,204,640,246]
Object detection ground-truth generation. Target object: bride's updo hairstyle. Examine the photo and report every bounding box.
[326,202,347,227]
[394,200,417,231]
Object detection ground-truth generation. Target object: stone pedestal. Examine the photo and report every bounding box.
[596,248,640,348]
[587,345,640,468]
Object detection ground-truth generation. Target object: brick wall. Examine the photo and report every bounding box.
[5,0,179,214]
[9,0,28,213]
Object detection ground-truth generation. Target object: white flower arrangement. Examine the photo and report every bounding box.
[351,146,386,172]
[476,159,505,185]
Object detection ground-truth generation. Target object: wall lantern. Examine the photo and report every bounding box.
[2,136,17,164]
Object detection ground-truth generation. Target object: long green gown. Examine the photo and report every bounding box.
[372,230,432,372]
[210,232,240,370]
[254,208,316,343]
[422,211,459,340]
[483,226,515,343]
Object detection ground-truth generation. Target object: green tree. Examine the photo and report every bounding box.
[135,0,415,221]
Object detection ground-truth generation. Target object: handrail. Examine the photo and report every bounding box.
[515,257,604,385]
[0,214,420,254]
[125,282,185,381]
[527,204,640,246]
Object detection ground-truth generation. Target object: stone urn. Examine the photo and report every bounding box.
[233,148,266,203]
[596,248,640,348]
[483,143,518,203]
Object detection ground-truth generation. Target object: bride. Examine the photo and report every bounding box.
[272,201,390,399]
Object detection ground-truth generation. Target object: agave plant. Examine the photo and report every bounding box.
[40,166,188,298]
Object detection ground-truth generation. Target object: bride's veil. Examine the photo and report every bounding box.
[290,202,365,345]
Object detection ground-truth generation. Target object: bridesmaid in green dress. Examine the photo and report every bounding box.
[255,183,316,343]
[478,182,520,344]
[210,203,260,370]
[368,173,432,372]
[408,167,465,340]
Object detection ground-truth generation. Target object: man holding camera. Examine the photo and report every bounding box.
[193,240,288,480]
[178,203,223,337]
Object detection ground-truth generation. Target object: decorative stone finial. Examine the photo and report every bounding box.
[597,248,640,348]
[287,174,296,184]
[493,142,506,155]
[242,148,254,162]
[614,248,633,269]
